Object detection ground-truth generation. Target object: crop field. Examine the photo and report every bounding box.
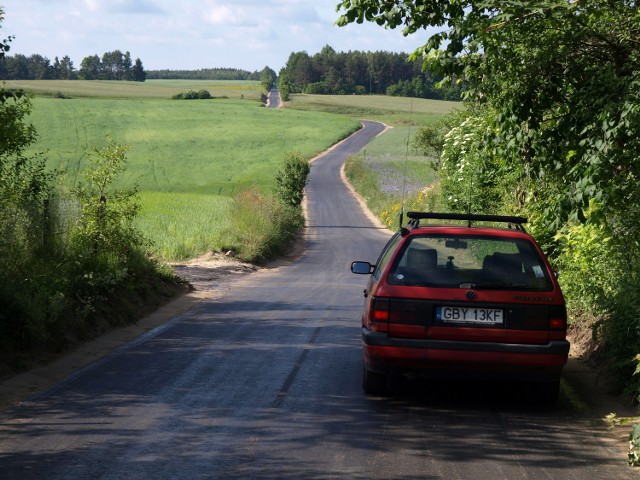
[27,96,358,194]
[288,93,459,125]
[3,79,264,100]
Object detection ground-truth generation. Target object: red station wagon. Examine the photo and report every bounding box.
[351,212,569,402]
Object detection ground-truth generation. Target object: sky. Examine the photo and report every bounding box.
[0,0,431,73]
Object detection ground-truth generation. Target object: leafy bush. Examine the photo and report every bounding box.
[304,82,332,95]
[274,151,310,207]
[172,89,212,100]
[70,135,146,262]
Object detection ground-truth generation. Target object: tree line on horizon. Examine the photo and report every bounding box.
[0,49,146,81]
[0,44,461,101]
[147,66,278,93]
[277,45,463,101]
[146,67,262,81]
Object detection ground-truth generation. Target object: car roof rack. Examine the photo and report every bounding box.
[406,211,528,231]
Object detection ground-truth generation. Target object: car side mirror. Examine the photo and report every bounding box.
[351,261,374,275]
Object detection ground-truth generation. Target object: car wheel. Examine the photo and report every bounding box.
[363,367,387,395]
[533,380,560,404]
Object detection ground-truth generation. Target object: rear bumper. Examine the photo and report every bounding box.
[363,328,570,382]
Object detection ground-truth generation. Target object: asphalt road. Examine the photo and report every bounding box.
[267,88,281,108]
[0,121,635,479]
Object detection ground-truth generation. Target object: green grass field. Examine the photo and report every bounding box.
[28,96,359,194]
[287,93,459,125]
[4,79,264,100]
[17,80,458,259]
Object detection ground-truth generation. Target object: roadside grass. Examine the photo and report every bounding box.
[135,192,232,260]
[3,79,264,100]
[345,125,445,229]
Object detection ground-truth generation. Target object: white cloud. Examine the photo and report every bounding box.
[82,0,165,14]
[2,0,429,71]
[204,4,253,26]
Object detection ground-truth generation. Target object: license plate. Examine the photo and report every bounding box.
[436,306,504,325]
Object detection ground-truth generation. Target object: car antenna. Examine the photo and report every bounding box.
[399,97,414,229]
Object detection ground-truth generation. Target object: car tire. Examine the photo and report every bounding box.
[363,367,387,395]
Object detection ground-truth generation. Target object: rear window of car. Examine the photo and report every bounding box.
[387,234,554,291]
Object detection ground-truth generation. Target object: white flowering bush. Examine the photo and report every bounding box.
[439,109,524,216]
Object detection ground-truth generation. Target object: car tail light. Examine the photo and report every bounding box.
[367,297,390,333]
[549,305,567,339]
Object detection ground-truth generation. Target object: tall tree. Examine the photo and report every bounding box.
[281,51,314,92]
[259,66,277,92]
[59,55,75,80]
[101,50,124,80]
[79,54,101,80]
[27,54,51,79]
[132,57,146,82]
[123,51,133,80]
[3,53,29,79]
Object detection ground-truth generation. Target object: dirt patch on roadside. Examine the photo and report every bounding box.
[170,252,260,292]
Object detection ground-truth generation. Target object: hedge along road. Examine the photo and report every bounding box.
[0,121,635,479]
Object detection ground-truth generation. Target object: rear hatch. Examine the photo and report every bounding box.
[377,229,566,345]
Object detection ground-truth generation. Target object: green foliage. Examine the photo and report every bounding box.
[429,107,525,217]
[552,203,640,397]
[0,85,58,353]
[1,47,144,81]
[337,0,640,223]
[259,66,277,92]
[146,67,259,81]
[274,151,311,207]
[70,135,146,262]
[224,189,304,263]
[172,89,212,100]
[0,87,54,280]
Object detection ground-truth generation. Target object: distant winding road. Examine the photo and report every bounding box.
[0,121,634,479]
